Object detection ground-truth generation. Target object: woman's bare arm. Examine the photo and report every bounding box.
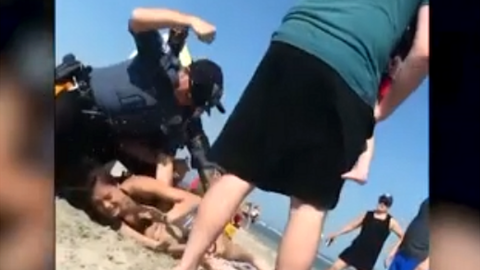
[118,222,162,250]
[121,176,200,223]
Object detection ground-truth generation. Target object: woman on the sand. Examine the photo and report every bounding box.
[88,168,269,270]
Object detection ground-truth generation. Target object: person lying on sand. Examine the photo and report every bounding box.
[88,167,269,270]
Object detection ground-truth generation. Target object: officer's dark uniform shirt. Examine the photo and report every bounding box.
[89,27,208,169]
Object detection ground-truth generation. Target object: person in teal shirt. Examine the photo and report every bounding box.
[173,1,429,270]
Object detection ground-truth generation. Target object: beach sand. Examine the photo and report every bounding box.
[55,198,276,270]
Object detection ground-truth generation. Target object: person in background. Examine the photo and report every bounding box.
[385,198,429,270]
[249,205,261,224]
[325,194,404,270]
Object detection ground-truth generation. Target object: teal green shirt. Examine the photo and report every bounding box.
[272,0,429,107]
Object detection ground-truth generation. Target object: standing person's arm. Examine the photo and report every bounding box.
[389,218,405,239]
[342,136,375,184]
[325,213,367,245]
[375,4,429,121]
[386,235,404,259]
[384,219,405,267]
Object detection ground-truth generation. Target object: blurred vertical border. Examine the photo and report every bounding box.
[430,0,480,213]
[1,0,54,269]
[1,0,54,164]
[431,0,480,269]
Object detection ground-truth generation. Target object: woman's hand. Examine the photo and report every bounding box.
[151,240,170,252]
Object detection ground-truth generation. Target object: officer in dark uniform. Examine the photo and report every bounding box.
[55,7,225,194]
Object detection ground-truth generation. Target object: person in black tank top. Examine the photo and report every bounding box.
[325,194,404,270]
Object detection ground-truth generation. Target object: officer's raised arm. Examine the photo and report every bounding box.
[129,7,216,46]
[129,8,196,33]
[128,8,194,60]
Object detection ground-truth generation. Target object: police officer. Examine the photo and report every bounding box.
[55,7,225,193]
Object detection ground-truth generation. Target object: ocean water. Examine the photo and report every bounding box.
[247,221,334,270]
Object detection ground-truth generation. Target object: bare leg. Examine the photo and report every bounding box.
[341,136,375,184]
[275,197,327,270]
[327,258,349,270]
[174,174,254,270]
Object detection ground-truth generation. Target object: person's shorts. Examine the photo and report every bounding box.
[209,41,374,210]
[388,252,422,270]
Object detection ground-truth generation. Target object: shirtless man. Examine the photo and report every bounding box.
[88,167,269,270]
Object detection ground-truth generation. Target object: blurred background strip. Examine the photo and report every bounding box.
[1,0,54,270]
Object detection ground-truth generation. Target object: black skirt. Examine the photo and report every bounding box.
[209,41,374,209]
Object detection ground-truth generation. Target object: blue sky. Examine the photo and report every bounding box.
[56,0,428,268]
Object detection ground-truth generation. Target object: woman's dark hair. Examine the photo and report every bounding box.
[84,164,126,228]
[86,164,126,194]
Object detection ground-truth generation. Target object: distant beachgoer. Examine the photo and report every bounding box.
[87,167,269,270]
[249,205,261,224]
[173,0,428,269]
[325,194,404,270]
[385,198,429,270]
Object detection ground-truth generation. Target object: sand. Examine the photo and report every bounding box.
[55,199,276,270]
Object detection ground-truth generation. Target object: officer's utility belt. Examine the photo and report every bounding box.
[55,54,106,118]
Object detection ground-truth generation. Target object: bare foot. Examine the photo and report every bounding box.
[341,170,368,185]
